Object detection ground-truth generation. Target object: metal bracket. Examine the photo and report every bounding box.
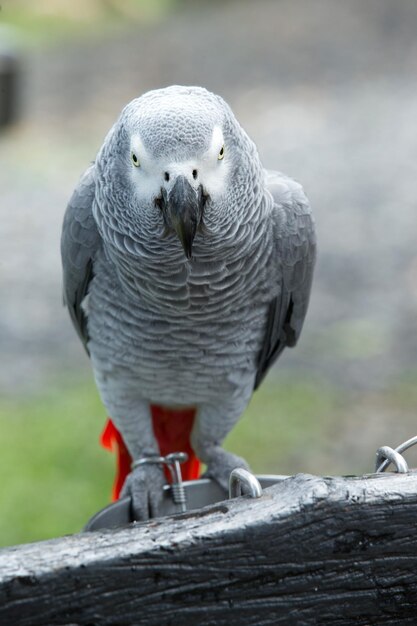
[375,435,417,473]
[229,468,263,499]
[375,446,409,474]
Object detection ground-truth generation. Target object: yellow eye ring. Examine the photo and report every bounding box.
[218,145,225,160]
[131,152,140,167]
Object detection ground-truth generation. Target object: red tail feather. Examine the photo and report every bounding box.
[101,406,201,501]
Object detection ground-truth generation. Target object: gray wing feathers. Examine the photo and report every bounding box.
[61,164,100,351]
[255,171,316,389]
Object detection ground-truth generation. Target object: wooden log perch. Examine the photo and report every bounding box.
[1,471,417,625]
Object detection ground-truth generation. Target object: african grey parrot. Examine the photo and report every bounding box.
[61,85,316,520]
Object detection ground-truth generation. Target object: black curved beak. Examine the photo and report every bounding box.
[157,176,207,259]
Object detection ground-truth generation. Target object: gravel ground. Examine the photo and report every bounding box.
[1,0,417,396]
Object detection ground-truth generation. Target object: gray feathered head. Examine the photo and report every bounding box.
[95,86,262,259]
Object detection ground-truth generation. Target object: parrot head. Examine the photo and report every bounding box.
[97,86,261,259]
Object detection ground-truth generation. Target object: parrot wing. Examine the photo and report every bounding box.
[61,164,100,352]
[254,170,317,389]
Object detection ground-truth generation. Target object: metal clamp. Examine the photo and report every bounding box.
[132,452,189,512]
[375,446,409,474]
[229,468,263,499]
[375,435,417,473]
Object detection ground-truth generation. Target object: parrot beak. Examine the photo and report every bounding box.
[157,176,206,259]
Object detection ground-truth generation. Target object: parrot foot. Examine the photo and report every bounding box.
[202,447,250,492]
[120,463,166,521]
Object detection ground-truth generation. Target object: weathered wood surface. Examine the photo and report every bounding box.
[1,472,417,625]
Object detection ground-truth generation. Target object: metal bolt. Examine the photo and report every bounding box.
[164,452,188,512]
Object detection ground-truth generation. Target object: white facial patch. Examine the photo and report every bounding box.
[129,126,230,204]
[197,126,230,200]
[209,126,225,160]
[130,135,152,170]
[129,134,164,203]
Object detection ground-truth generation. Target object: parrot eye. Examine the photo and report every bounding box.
[218,145,225,160]
[131,152,140,167]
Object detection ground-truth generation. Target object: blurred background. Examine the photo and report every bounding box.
[1,0,417,547]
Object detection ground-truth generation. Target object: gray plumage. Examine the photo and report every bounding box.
[61,86,316,518]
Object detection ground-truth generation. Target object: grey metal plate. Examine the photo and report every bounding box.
[84,475,287,531]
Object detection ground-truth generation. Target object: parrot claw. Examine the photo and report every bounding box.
[120,463,166,521]
[202,448,250,492]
